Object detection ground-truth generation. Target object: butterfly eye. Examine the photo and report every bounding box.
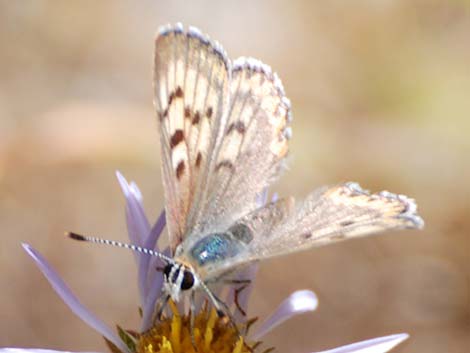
[181,270,195,290]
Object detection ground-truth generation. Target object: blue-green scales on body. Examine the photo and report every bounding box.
[190,224,253,266]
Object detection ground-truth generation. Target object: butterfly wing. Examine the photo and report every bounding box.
[203,182,424,279]
[156,25,293,252]
[187,57,292,238]
[154,25,231,251]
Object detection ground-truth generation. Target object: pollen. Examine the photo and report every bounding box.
[136,301,255,353]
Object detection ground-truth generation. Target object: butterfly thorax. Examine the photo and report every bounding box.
[174,224,254,282]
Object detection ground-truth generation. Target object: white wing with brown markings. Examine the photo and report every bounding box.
[154,25,230,251]
[155,25,292,252]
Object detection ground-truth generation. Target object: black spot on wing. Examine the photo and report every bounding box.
[175,86,184,98]
[339,220,355,227]
[229,224,253,244]
[192,111,201,125]
[176,161,185,180]
[168,87,184,106]
[170,130,184,149]
[168,92,175,106]
[227,121,246,135]
[206,107,213,119]
[184,106,191,119]
[215,160,234,171]
[195,152,202,168]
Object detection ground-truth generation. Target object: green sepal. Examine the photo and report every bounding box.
[103,337,125,353]
[117,325,137,353]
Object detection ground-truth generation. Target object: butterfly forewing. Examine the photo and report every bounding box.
[154,25,230,251]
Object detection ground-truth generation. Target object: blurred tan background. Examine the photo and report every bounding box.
[1,1,469,352]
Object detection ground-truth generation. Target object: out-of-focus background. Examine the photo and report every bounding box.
[1,1,469,352]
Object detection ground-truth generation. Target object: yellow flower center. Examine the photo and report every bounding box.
[136,301,256,353]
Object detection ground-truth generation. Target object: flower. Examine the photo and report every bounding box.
[2,172,409,353]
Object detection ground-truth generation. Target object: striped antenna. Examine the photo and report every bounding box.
[67,232,174,264]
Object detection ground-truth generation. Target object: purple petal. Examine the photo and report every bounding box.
[116,171,151,247]
[116,171,151,306]
[251,289,318,340]
[137,211,166,315]
[0,348,98,353]
[143,210,166,252]
[129,181,143,202]
[140,271,164,331]
[22,244,129,353]
[140,246,170,331]
[312,333,409,353]
[142,210,166,281]
[116,172,167,298]
[116,170,131,198]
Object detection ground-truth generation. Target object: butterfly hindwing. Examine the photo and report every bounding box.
[206,182,423,279]
[253,182,423,257]
[190,58,292,236]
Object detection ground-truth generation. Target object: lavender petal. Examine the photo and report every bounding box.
[129,181,143,202]
[116,172,167,301]
[116,171,150,247]
[0,349,100,353]
[116,171,151,306]
[312,333,409,353]
[140,246,170,331]
[140,271,164,332]
[143,210,166,282]
[137,210,166,313]
[22,244,129,353]
[251,289,318,340]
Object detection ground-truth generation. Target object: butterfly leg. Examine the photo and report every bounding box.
[199,281,237,323]
[222,279,252,317]
[152,294,170,323]
[234,284,250,317]
[189,290,198,351]
[222,279,251,285]
[213,294,240,331]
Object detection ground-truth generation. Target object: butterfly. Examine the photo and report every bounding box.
[70,23,423,320]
